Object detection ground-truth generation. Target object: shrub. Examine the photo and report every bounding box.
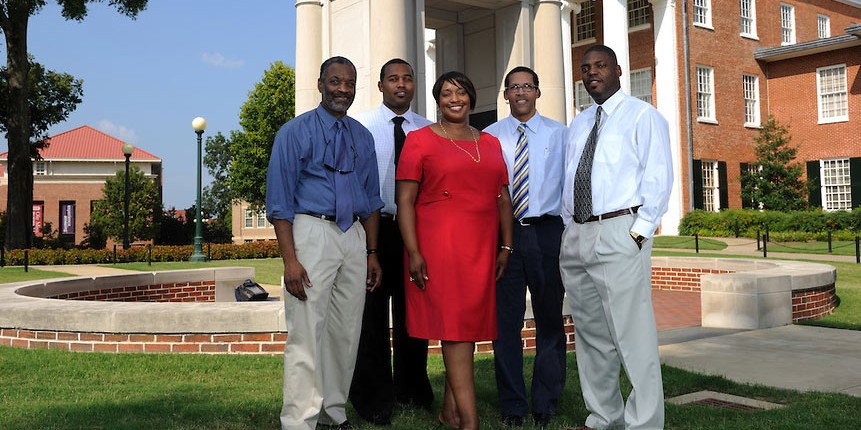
[679,208,861,240]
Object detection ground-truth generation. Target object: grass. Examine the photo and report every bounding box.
[1,346,859,430]
[759,240,859,256]
[653,236,728,251]
[0,267,75,284]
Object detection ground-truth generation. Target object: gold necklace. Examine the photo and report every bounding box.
[438,121,481,163]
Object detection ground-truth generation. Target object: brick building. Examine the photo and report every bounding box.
[0,126,162,246]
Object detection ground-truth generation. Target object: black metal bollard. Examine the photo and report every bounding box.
[1,242,4,268]
[147,244,152,266]
[695,233,700,253]
[756,229,761,251]
[113,244,117,264]
[763,225,769,258]
[734,219,740,238]
[24,249,29,272]
[828,230,832,254]
[856,235,860,264]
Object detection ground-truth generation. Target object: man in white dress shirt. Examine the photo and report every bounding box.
[349,58,433,426]
[561,45,673,430]
[484,67,567,429]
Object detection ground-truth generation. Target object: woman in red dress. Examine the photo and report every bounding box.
[396,71,514,430]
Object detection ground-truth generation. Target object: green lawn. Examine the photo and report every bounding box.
[0,267,75,284]
[1,346,858,430]
[653,235,728,250]
[760,240,859,256]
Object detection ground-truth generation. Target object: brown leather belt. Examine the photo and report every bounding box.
[578,206,640,224]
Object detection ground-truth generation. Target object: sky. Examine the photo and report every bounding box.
[1,1,297,209]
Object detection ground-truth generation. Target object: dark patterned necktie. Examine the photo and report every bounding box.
[512,124,529,221]
[333,119,354,232]
[392,116,406,165]
[572,107,602,223]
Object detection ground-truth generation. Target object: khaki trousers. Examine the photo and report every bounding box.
[560,214,664,430]
[280,215,368,430]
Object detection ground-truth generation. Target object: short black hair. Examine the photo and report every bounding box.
[504,66,539,88]
[379,58,413,82]
[432,71,477,110]
[583,44,618,66]
[319,56,357,80]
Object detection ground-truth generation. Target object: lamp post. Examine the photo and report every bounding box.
[190,117,207,262]
[122,143,135,250]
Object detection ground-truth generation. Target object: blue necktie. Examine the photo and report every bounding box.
[333,119,354,232]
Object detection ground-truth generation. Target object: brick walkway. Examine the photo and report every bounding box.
[652,290,701,331]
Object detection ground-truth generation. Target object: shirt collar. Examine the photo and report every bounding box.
[381,104,414,124]
[315,104,344,133]
[509,111,542,135]
[596,89,626,117]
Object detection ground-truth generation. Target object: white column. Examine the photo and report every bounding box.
[368,0,417,108]
[602,0,630,93]
[561,1,577,125]
[295,0,324,114]
[495,2,531,118]
[651,0,682,235]
[533,0,566,123]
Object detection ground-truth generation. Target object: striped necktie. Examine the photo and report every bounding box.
[572,107,602,223]
[512,123,529,221]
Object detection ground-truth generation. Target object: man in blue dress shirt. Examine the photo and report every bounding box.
[267,56,384,430]
[484,66,567,429]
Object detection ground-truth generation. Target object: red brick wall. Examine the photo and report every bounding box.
[651,266,732,292]
[792,284,839,322]
[48,280,215,303]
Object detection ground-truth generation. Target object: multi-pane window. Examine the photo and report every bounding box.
[740,0,757,38]
[780,3,795,45]
[256,211,267,228]
[244,209,253,228]
[627,0,651,28]
[575,81,594,114]
[35,162,46,175]
[817,14,830,38]
[575,1,596,42]
[630,68,653,104]
[693,0,712,27]
[696,66,715,121]
[817,64,848,123]
[821,158,851,211]
[743,74,760,126]
[701,161,720,212]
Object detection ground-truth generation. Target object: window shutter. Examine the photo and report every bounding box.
[740,163,751,209]
[850,157,861,209]
[718,161,729,211]
[806,160,822,209]
[693,159,703,210]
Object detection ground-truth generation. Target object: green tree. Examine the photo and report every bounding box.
[228,61,295,206]
[89,166,161,245]
[0,0,148,250]
[740,116,807,211]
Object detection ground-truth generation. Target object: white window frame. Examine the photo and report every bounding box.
[701,160,721,212]
[574,1,596,45]
[816,64,848,124]
[630,68,653,104]
[820,158,851,211]
[244,209,253,228]
[742,74,760,127]
[256,211,267,228]
[740,0,758,39]
[627,0,651,31]
[780,3,795,45]
[575,81,594,114]
[745,163,764,210]
[817,14,830,39]
[34,161,46,175]
[696,66,716,123]
[693,0,713,29]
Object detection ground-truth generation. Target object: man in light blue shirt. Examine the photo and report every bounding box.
[484,66,567,429]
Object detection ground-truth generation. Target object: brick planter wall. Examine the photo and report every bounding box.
[47,281,216,303]
[651,267,732,292]
[792,284,839,323]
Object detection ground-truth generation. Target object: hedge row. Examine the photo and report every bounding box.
[3,241,282,266]
[679,208,861,241]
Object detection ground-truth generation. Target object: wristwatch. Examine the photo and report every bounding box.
[629,231,646,249]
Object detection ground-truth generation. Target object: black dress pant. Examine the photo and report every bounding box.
[350,216,433,422]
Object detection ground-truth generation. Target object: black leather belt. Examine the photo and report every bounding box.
[517,214,561,226]
[301,213,360,222]
[380,212,396,220]
[577,206,640,224]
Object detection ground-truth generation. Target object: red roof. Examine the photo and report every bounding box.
[0,125,160,161]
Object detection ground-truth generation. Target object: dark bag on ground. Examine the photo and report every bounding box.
[235,279,269,302]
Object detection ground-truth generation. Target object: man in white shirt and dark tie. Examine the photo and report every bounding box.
[349,58,433,426]
[484,66,567,429]
[561,45,673,430]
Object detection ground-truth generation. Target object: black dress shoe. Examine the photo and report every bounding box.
[501,415,525,427]
[365,414,392,426]
[320,421,353,429]
[532,413,553,428]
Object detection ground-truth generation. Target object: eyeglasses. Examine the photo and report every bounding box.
[506,83,537,93]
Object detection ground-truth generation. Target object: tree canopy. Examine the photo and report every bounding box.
[0,0,148,250]
[740,116,808,212]
[89,166,160,244]
[228,61,295,207]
